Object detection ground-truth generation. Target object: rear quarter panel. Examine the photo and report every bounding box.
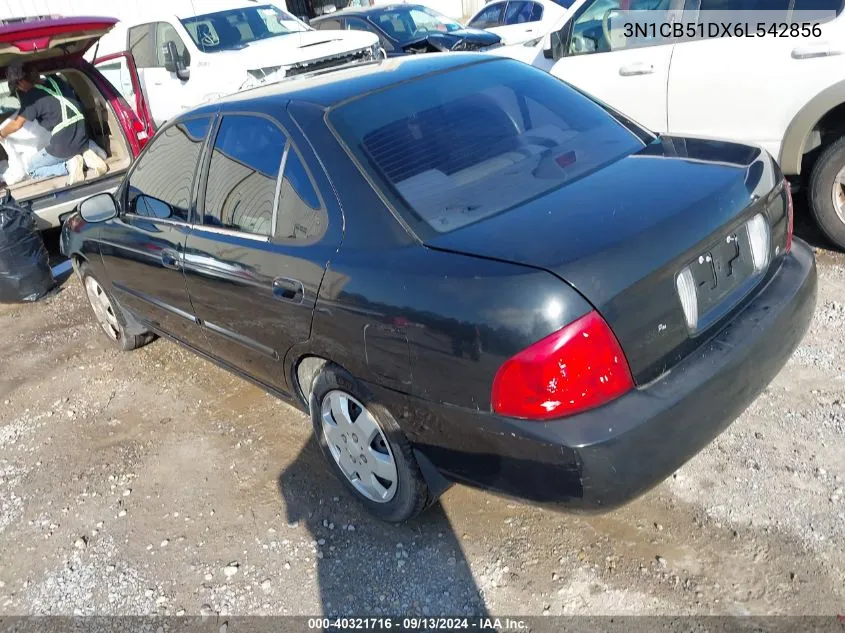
[308,245,594,411]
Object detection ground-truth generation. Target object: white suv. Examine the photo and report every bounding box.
[494,0,845,248]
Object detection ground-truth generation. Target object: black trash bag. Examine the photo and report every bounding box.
[0,189,55,303]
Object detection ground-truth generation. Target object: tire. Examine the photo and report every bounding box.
[77,261,153,352]
[308,365,428,523]
[808,134,845,249]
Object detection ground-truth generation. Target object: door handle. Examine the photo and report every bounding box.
[619,62,654,76]
[161,249,181,270]
[791,43,840,59]
[272,277,304,304]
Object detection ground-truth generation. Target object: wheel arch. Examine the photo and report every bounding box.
[290,352,453,504]
[780,79,845,176]
[293,354,330,408]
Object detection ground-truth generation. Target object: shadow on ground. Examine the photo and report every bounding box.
[277,437,489,617]
[792,192,838,252]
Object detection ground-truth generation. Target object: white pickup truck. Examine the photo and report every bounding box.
[494,0,845,249]
[90,1,380,128]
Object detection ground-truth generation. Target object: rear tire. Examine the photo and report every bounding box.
[808,134,845,249]
[308,365,428,523]
[77,262,153,352]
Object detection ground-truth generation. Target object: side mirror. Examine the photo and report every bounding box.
[162,41,190,81]
[79,193,117,223]
[542,33,553,58]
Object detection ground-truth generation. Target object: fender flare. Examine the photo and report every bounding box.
[780,78,845,176]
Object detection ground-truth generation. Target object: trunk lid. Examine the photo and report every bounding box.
[427,136,787,385]
[0,16,116,73]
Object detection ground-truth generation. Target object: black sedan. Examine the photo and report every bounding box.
[62,55,816,523]
[311,4,500,55]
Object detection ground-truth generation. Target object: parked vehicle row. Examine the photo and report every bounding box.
[0,2,381,229]
[63,55,816,522]
[466,0,571,45]
[91,2,381,128]
[490,0,845,250]
[312,4,501,54]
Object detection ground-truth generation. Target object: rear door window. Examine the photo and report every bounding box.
[504,1,542,23]
[469,2,506,27]
[346,16,394,51]
[329,59,644,237]
[203,115,287,236]
[274,147,326,243]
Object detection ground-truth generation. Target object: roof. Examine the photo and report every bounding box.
[213,53,501,110]
[311,3,428,19]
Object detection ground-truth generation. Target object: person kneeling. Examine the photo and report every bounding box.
[0,63,107,185]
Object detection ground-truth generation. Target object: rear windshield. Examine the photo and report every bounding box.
[329,59,645,237]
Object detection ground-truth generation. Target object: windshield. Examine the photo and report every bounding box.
[329,59,644,237]
[368,6,462,45]
[181,4,308,52]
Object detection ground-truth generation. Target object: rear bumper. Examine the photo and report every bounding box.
[379,239,817,511]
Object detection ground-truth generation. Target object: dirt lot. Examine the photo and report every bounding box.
[0,213,843,617]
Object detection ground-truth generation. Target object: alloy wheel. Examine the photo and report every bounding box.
[84,276,120,341]
[320,390,398,503]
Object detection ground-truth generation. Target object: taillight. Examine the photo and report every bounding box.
[491,310,634,420]
[784,178,794,253]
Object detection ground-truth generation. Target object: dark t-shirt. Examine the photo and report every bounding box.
[19,78,88,160]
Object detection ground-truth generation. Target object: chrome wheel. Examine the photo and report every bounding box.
[320,390,398,503]
[833,164,845,223]
[84,276,120,341]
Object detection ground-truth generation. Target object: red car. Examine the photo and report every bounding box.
[0,16,154,229]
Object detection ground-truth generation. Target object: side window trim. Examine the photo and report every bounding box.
[502,0,513,24]
[190,111,220,225]
[190,223,271,242]
[122,113,216,224]
[271,142,292,238]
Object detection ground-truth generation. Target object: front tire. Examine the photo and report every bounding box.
[78,262,152,352]
[808,134,845,249]
[308,365,428,523]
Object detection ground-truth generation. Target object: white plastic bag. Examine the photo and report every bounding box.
[0,114,51,185]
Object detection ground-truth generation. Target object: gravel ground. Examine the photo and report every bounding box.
[0,212,843,617]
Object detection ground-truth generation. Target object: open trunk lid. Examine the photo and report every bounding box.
[0,16,116,73]
[427,137,790,385]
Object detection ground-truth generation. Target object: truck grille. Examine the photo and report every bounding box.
[286,48,372,78]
